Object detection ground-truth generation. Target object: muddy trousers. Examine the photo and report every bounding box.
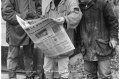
[7,44,34,78]
[84,60,112,79]
[43,56,69,79]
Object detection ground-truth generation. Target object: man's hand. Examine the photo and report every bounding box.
[26,10,38,20]
[25,19,37,25]
[54,17,65,24]
[109,38,117,48]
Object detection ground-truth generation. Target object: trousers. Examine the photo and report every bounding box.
[43,56,69,78]
[84,60,112,79]
[7,44,34,77]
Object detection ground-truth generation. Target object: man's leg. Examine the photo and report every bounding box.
[7,45,20,79]
[98,60,112,79]
[34,46,44,79]
[43,56,54,79]
[58,57,69,79]
[23,44,34,78]
[84,60,98,79]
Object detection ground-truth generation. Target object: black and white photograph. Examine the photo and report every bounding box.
[1,0,119,79]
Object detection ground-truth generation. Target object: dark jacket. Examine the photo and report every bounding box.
[76,0,118,61]
[2,0,41,46]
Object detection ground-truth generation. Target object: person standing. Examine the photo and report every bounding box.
[43,0,82,79]
[76,0,118,79]
[2,0,41,79]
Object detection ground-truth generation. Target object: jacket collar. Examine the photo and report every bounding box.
[50,0,66,10]
[45,0,66,13]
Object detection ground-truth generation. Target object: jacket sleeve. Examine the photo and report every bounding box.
[2,0,20,25]
[103,1,118,40]
[64,0,82,29]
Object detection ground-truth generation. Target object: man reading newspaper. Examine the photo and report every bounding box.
[43,0,82,79]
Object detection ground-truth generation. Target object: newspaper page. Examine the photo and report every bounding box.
[16,15,75,57]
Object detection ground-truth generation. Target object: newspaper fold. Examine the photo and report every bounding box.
[16,15,75,57]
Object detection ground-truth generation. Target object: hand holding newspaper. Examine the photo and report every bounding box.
[16,15,75,57]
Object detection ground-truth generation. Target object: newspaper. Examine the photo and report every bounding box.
[16,15,75,57]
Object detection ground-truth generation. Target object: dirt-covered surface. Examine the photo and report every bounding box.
[69,46,119,79]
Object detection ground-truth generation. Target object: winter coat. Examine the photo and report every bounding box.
[76,0,118,61]
[2,0,41,46]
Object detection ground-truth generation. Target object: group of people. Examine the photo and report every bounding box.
[2,0,118,79]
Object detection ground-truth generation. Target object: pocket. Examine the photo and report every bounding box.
[15,25,25,36]
[96,39,113,56]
